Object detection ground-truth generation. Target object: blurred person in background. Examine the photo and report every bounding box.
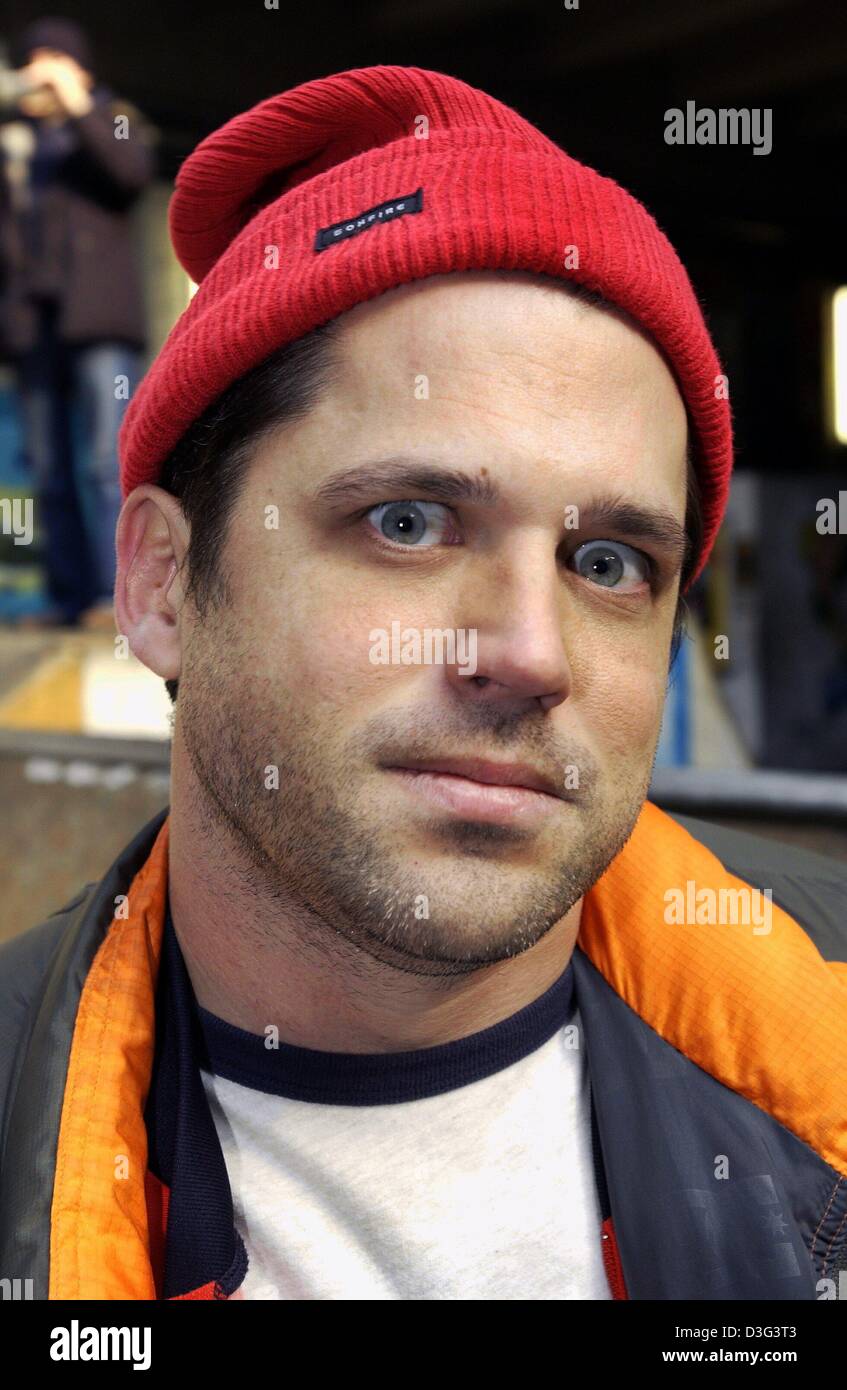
[0,16,156,630]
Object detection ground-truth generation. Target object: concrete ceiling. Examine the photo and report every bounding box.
[3,0,845,241]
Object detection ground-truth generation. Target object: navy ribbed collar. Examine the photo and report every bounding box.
[185,906,576,1106]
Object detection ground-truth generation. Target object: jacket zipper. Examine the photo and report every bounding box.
[600,1217,628,1300]
[590,1081,629,1299]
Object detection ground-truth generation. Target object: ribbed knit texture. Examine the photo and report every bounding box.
[119,64,733,584]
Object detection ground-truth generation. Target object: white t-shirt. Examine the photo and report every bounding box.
[197,959,611,1300]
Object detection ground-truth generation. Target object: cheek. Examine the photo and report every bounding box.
[581,648,669,762]
[249,566,404,707]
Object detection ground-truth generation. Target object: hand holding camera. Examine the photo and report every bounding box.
[0,47,93,118]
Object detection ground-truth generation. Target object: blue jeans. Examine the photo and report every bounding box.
[15,298,141,623]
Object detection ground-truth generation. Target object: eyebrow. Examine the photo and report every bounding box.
[310,457,687,560]
[312,459,500,509]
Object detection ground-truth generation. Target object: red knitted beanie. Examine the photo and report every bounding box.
[118,63,733,585]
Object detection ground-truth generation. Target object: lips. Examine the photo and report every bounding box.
[383,756,564,800]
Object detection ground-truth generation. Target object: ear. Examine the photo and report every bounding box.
[114,485,190,682]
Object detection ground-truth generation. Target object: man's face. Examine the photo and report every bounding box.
[176,271,688,974]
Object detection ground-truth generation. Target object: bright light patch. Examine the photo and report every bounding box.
[832,287,847,445]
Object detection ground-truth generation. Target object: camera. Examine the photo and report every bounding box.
[0,41,40,113]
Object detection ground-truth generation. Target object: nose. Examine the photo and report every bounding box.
[445,537,572,712]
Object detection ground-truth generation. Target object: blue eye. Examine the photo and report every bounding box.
[366,500,453,547]
[571,539,651,590]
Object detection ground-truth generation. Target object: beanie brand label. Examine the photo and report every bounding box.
[314,187,424,252]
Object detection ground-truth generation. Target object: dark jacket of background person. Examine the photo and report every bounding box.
[0,83,157,359]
